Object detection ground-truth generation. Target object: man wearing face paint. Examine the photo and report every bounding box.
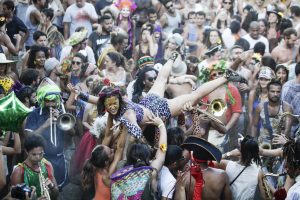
[24,78,70,189]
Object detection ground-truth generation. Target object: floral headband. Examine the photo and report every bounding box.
[198,60,227,83]
[98,88,121,99]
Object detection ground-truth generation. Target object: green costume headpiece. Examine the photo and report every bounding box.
[36,78,61,108]
[198,60,228,83]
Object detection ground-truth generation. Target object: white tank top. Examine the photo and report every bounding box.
[163,10,181,35]
[226,161,259,200]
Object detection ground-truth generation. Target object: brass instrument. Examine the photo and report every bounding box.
[207,98,228,117]
[262,174,272,200]
[275,112,300,134]
[39,167,51,200]
[50,103,75,146]
[198,98,227,126]
[197,109,225,127]
[260,142,271,150]
[200,98,228,117]
[262,172,287,200]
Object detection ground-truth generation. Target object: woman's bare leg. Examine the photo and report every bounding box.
[168,77,228,116]
[148,58,177,97]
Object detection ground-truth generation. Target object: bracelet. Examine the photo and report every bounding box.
[78,92,89,102]
[158,123,164,128]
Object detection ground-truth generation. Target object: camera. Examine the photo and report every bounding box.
[11,183,32,200]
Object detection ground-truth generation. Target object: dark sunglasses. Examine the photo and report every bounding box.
[211,72,223,77]
[72,61,82,65]
[147,77,157,82]
[223,1,232,4]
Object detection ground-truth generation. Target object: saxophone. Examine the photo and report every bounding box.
[275,112,300,136]
[39,167,51,200]
[262,174,272,200]
[262,172,287,200]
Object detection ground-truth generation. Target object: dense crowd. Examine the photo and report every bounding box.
[0,0,300,199]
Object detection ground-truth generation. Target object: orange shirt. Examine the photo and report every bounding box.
[94,172,111,200]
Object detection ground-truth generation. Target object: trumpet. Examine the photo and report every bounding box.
[200,98,227,117]
[50,103,75,146]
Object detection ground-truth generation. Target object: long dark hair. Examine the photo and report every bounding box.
[127,143,152,168]
[205,29,224,49]
[275,65,289,83]
[283,139,300,172]
[240,135,261,167]
[81,145,109,191]
[97,86,124,116]
[132,67,158,103]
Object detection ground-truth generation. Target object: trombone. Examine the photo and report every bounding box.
[197,98,227,127]
[50,103,76,146]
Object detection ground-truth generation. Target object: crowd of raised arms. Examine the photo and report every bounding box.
[0,0,300,199]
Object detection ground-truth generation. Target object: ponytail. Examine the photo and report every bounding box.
[81,159,95,191]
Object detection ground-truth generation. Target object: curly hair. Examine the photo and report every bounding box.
[97,86,124,116]
[27,45,49,68]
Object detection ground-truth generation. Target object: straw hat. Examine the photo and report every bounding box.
[66,29,88,46]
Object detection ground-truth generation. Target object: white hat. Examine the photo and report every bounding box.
[44,57,60,77]
[171,61,187,77]
[169,33,184,46]
[0,53,17,64]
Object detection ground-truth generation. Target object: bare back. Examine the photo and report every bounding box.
[185,168,232,200]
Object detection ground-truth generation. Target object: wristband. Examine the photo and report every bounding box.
[158,123,164,128]
[79,92,89,102]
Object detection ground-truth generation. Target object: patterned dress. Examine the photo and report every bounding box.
[116,93,171,138]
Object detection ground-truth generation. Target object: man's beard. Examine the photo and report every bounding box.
[269,96,280,103]
[287,43,294,49]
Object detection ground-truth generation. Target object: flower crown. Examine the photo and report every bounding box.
[198,60,227,83]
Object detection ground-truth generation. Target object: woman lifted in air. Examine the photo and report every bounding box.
[68,52,246,139]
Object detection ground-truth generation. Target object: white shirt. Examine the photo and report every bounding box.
[158,166,176,199]
[222,28,235,49]
[226,161,260,200]
[242,34,270,53]
[286,175,300,200]
[63,3,97,37]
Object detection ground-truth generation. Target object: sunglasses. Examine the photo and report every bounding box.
[211,72,223,77]
[72,61,82,65]
[223,1,232,4]
[147,77,157,82]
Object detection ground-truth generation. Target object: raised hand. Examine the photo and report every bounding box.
[146,112,164,127]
